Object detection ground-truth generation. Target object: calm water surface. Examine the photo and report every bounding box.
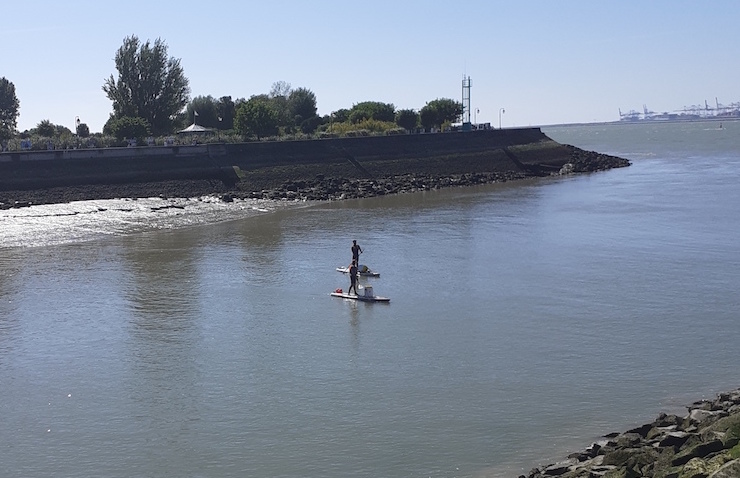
[1,121,739,477]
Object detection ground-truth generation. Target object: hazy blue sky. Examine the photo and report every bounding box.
[4,1,738,133]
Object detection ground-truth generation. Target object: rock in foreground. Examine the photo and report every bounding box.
[522,389,740,478]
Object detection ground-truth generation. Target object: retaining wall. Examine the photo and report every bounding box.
[0,128,572,192]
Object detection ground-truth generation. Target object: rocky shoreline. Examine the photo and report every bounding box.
[0,146,628,208]
[522,388,740,478]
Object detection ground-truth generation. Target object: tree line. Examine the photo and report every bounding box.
[0,35,463,148]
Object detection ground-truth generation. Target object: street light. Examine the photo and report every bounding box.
[475,108,480,125]
[499,108,505,129]
[74,116,81,148]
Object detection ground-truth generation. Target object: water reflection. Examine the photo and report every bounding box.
[0,250,23,358]
[118,230,204,467]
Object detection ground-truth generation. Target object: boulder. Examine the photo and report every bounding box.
[671,439,725,466]
[708,459,740,478]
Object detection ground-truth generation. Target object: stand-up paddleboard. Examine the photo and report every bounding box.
[330,285,390,302]
[336,264,380,277]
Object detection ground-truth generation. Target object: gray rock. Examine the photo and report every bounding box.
[671,439,725,466]
[690,408,719,423]
[708,459,740,478]
[659,431,690,447]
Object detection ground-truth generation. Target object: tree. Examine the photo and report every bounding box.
[76,123,90,138]
[36,120,56,137]
[216,96,236,130]
[269,80,292,127]
[300,116,322,134]
[102,35,190,136]
[331,108,350,123]
[54,124,72,137]
[349,101,395,124]
[287,87,318,126]
[0,77,20,141]
[395,109,419,131]
[269,80,292,98]
[419,107,436,130]
[107,116,151,141]
[420,98,462,130]
[234,96,279,139]
[186,95,219,128]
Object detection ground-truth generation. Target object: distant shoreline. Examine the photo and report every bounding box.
[543,116,740,128]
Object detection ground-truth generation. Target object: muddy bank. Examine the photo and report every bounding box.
[0,130,629,208]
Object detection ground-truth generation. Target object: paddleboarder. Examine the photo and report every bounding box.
[348,260,359,295]
[351,240,363,265]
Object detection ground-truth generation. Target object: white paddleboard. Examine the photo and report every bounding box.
[330,292,390,302]
[336,266,380,277]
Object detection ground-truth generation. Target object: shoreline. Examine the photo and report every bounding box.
[521,388,740,478]
[0,143,629,208]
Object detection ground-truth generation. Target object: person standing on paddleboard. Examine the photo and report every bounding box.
[351,240,363,265]
[348,260,359,295]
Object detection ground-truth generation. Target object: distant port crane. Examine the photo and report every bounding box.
[619,97,740,121]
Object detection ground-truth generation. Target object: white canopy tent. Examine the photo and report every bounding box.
[178,123,212,134]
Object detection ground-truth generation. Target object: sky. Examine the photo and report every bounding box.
[3,1,739,133]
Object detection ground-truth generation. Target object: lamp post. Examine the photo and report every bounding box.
[475,108,479,126]
[499,108,505,129]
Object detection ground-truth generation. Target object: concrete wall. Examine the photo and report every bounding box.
[0,128,572,192]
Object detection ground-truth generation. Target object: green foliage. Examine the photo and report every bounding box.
[76,123,90,138]
[216,96,235,130]
[420,98,463,130]
[349,101,395,123]
[234,96,279,139]
[395,109,419,131]
[102,35,190,136]
[55,124,72,137]
[268,81,292,128]
[36,120,56,137]
[300,115,322,134]
[419,106,437,130]
[328,118,397,135]
[107,116,152,141]
[270,80,292,98]
[0,77,20,140]
[331,108,350,123]
[186,95,219,128]
[351,109,372,124]
[288,87,318,125]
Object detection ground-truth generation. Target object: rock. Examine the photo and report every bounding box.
[680,457,710,478]
[518,388,740,478]
[541,458,577,475]
[558,163,574,175]
[671,439,725,466]
[602,467,640,478]
[691,409,719,423]
[660,431,691,448]
[626,423,653,438]
[708,459,740,478]
[655,413,683,428]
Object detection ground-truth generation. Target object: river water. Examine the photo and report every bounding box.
[1,121,739,477]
